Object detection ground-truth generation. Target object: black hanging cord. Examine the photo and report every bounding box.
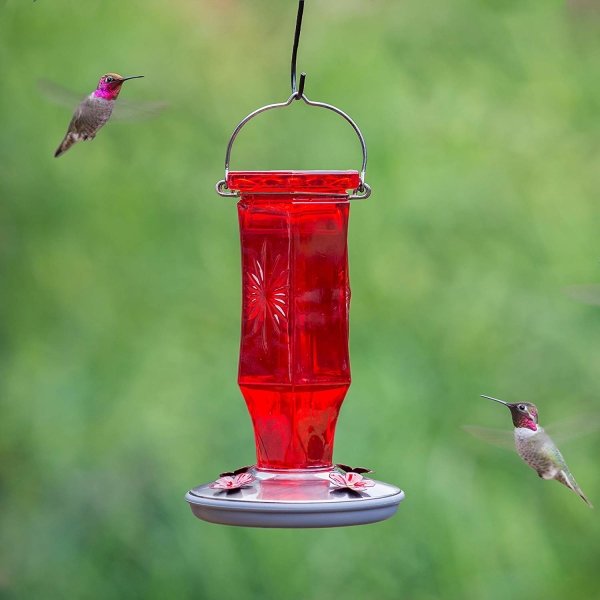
[290,0,306,99]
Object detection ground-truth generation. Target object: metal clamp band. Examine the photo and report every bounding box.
[215,92,370,199]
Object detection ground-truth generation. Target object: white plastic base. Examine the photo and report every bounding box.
[185,468,405,528]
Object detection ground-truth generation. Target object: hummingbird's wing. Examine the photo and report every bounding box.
[110,99,168,121]
[38,79,168,121]
[545,412,600,445]
[563,284,600,306]
[38,79,86,107]
[464,413,600,450]
[462,426,515,450]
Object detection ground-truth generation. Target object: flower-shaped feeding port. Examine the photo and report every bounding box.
[209,469,256,494]
[329,471,376,495]
[329,464,376,497]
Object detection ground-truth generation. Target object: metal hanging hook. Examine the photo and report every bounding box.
[291,1,306,99]
[215,0,371,201]
[215,91,370,200]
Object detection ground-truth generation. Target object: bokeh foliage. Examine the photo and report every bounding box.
[1,1,600,598]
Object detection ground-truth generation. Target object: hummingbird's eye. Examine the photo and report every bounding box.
[105,76,114,83]
[518,404,526,411]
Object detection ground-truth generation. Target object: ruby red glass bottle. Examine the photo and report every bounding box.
[229,170,360,471]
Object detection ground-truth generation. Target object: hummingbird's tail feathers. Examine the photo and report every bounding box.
[579,490,593,509]
[572,482,594,508]
[557,470,593,508]
[54,133,77,157]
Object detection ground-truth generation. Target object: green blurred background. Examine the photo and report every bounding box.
[1,0,599,598]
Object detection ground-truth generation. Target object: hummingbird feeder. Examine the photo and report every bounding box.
[185,1,404,527]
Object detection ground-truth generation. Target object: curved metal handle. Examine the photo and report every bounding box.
[216,93,370,200]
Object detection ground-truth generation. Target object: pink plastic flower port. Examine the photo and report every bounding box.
[209,472,255,491]
[329,471,376,492]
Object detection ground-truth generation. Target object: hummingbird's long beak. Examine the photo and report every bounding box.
[121,75,144,81]
[481,394,509,406]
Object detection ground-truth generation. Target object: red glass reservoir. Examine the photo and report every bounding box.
[231,170,360,470]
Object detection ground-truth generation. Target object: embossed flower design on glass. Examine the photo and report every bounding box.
[246,240,288,352]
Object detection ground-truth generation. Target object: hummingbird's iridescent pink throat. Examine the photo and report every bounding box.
[93,73,144,100]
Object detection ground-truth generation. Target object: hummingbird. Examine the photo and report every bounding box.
[54,73,144,157]
[481,395,592,507]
